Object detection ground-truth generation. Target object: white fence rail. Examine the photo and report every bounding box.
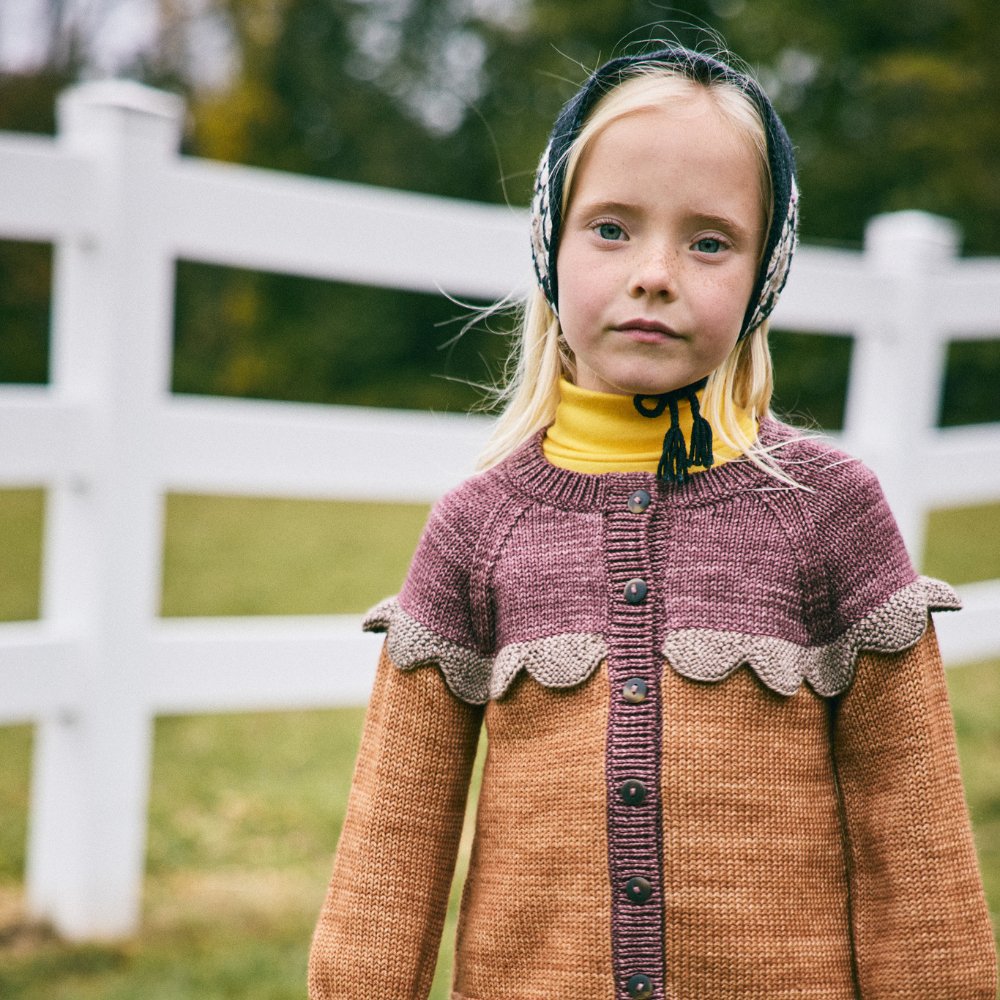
[1,80,998,941]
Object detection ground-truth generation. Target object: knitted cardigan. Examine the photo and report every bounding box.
[308,420,997,1000]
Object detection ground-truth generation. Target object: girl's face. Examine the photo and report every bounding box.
[555,93,766,396]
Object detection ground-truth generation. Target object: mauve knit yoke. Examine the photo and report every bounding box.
[309,420,997,1000]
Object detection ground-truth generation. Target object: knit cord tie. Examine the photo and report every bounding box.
[632,377,713,485]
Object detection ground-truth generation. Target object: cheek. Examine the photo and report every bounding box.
[700,268,755,329]
[556,250,601,327]
[688,276,749,363]
[560,276,594,325]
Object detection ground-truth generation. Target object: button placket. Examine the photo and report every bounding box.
[605,484,665,1000]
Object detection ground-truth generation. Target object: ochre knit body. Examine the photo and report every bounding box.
[309,420,996,999]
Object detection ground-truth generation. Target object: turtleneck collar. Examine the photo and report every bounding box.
[543,378,757,475]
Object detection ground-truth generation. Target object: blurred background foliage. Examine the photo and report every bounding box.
[0,0,998,423]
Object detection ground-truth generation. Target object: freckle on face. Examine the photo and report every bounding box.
[555,95,764,397]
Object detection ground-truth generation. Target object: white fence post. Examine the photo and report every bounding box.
[843,211,960,561]
[24,82,184,939]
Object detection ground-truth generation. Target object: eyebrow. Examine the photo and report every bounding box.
[567,198,637,219]
[686,213,756,241]
[569,200,757,241]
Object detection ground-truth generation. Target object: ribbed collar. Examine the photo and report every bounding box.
[543,378,756,475]
[502,417,794,513]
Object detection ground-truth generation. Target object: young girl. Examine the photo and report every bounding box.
[309,46,997,999]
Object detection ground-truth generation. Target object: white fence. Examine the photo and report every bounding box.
[1,80,999,942]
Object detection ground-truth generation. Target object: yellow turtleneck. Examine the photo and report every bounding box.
[543,378,757,475]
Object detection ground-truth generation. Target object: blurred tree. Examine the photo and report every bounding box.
[715,0,1000,254]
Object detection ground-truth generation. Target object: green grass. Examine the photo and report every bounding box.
[1,489,998,997]
[0,489,44,621]
[925,501,1000,584]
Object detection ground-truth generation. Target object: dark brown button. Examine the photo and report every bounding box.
[627,973,653,998]
[619,779,647,806]
[627,489,651,513]
[625,876,653,903]
[622,677,648,704]
[624,578,647,604]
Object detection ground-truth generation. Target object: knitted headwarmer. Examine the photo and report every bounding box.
[529,47,800,483]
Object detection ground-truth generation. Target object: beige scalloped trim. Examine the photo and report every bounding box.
[363,598,607,705]
[364,578,959,703]
[661,576,961,697]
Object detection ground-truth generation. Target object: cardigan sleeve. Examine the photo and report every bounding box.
[308,644,483,999]
[832,623,998,998]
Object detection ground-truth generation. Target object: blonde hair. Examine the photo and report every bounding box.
[479,65,793,483]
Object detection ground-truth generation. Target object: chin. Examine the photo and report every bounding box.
[623,376,700,396]
[580,363,705,397]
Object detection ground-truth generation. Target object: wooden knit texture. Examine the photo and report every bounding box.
[453,664,615,1000]
[660,658,857,997]
[308,648,482,999]
[833,626,998,998]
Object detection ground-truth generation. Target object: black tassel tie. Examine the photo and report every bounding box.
[632,377,714,485]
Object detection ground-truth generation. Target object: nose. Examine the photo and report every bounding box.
[628,244,677,300]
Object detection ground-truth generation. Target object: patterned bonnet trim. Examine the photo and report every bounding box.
[529,46,799,338]
[363,577,960,705]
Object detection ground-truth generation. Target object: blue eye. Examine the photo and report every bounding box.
[694,237,725,253]
[597,222,625,241]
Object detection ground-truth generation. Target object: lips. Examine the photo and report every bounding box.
[613,319,682,341]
